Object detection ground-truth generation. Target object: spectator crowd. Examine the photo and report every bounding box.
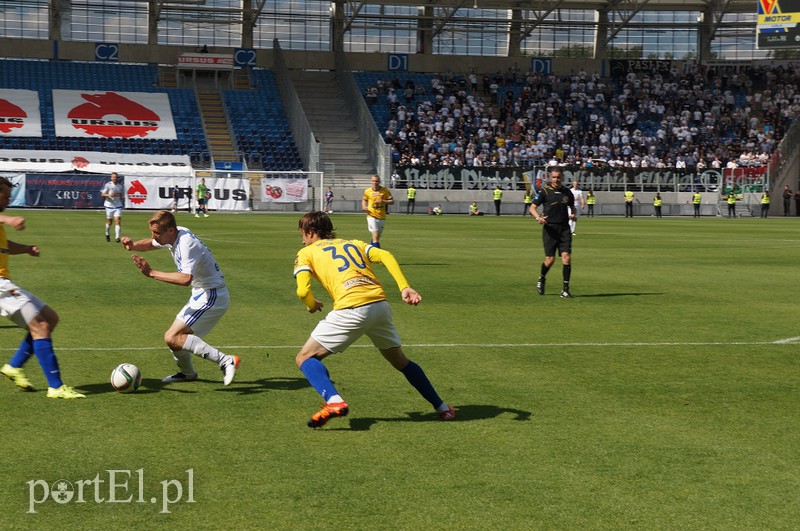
[363,63,799,173]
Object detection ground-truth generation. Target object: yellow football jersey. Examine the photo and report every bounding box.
[363,186,392,220]
[0,225,10,279]
[294,238,409,310]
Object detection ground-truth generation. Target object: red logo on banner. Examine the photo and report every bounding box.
[67,92,161,138]
[127,180,148,204]
[760,0,777,13]
[72,156,90,169]
[0,98,27,133]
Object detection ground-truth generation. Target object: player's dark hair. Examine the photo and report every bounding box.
[149,210,177,231]
[299,211,336,239]
[0,176,12,189]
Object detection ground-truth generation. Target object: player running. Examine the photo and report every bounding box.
[121,210,239,385]
[293,211,455,428]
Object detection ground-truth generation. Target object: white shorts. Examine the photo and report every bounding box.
[0,278,46,328]
[311,300,401,353]
[176,287,229,337]
[105,206,123,219]
[367,216,385,235]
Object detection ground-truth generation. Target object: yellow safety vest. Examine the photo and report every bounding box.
[653,197,662,207]
[493,189,503,200]
[524,193,533,204]
[624,191,634,203]
[727,195,736,205]
[586,195,596,205]
[761,194,770,205]
[407,187,416,199]
[693,194,701,204]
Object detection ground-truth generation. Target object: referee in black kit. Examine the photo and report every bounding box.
[529,167,576,299]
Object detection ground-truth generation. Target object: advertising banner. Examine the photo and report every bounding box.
[52,89,177,139]
[0,149,192,176]
[757,0,800,48]
[0,89,42,137]
[125,176,249,211]
[25,174,110,208]
[0,173,27,207]
[259,178,308,203]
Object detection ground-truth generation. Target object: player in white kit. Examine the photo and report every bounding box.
[120,210,240,385]
[101,172,124,243]
[569,180,585,235]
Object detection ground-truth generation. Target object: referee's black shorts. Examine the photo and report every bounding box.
[542,223,572,256]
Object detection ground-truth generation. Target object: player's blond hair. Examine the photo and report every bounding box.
[149,210,177,231]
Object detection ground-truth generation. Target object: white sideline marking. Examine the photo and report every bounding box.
[45,338,800,352]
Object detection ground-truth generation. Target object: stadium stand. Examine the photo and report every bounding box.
[0,59,210,165]
[223,69,303,170]
[356,65,799,172]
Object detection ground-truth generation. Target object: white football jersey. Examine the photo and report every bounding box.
[102,181,124,208]
[154,226,225,290]
[572,187,584,209]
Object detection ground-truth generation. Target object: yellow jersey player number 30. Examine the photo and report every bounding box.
[292,211,455,428]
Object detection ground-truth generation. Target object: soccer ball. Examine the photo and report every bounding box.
[110,363,142,393]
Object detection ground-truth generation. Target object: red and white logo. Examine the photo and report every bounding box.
[67,92,160,138]
[0,98,27,134]
[71,156,90,169]
[53,90,177,140]
[0,90,42,137]
[127,180,148,204]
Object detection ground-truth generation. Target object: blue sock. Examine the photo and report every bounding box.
[299,358,339,402]
[401,361,443,409]
[371,241,381,248]
[9,333,34,368]
[33,338,63,388]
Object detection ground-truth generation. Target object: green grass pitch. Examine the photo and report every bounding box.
[1,210,798,529]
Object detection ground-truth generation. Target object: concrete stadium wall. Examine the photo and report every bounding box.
[0,39,599,76]
[329,190,723,216]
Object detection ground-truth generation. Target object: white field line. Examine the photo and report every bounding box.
[43,338,800,352]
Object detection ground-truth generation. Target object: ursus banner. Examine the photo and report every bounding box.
[52,90,177,139]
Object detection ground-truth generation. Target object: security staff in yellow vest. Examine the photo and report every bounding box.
[692,191,702,218]
[523,190,533,216]
[586,191,596,217]
[760,190,770,218]
[624,190,635,218]
[653,193,663,218]
[726,192,736,218]
[406,185,416,215]
[493,185,503,216]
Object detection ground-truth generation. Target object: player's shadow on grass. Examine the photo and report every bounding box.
[571,292,663,298]
[331,404,532,431]
[216,377,309,395]
[77,377,216,395]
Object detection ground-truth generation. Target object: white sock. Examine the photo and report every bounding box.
[183,334,226,363]
[569,220,576,233]
[105,225,110,236]
[435,402,451,413]
[115,225,121,239]
[172,349,196,375]
[327,394,344,404]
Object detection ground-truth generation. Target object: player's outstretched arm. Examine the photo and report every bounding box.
[121,237,156,252]
[0,215,25,231]
[368,247,417,300]
[7,241,38,256]
[131,254,192,286]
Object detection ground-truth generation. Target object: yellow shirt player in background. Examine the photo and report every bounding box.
[362,174,394,248]
[293,211,455,428]
[0,176,84,399]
